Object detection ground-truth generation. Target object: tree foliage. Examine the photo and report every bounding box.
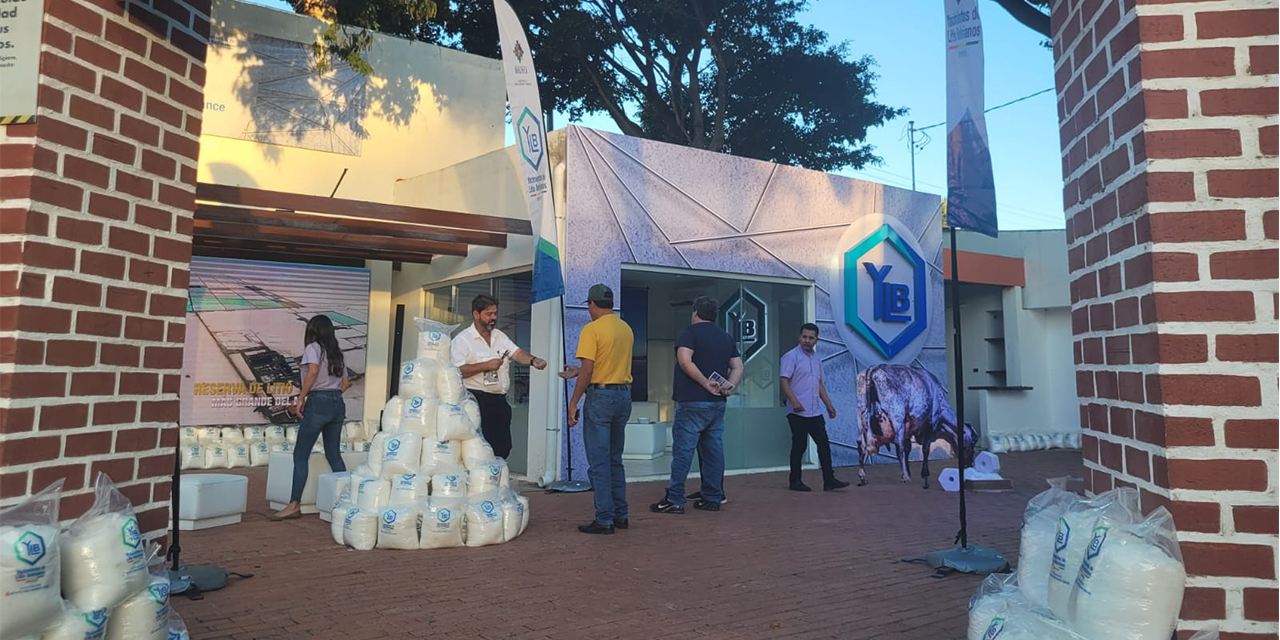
[990,0,1050,38]
[298,0,903,171]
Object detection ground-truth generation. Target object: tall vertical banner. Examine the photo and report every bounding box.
[945,0,999,238]
[494,0,565,302]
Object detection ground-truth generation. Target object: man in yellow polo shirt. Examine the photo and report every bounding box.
[560,284,635,535]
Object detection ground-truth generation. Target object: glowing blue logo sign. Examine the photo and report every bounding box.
[833,214,933,364]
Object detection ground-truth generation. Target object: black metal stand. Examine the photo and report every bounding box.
[547,298,590,493]
[911,227,1009,576]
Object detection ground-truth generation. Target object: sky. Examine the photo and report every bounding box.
[243,0,1065,231]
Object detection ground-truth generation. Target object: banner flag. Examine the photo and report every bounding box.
[494,0,565,302]
[945,0,999,237]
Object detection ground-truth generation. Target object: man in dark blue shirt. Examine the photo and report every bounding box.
[651,296,744,514]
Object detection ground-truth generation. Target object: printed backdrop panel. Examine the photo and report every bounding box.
[180,257,370,426]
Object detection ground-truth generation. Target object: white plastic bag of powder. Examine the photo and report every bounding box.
[342,508,379,551]
[1016,477,1078,607]
[419,498,464,550]
[178,445,203,471]
[60,475,149,611]
[431,470,468,499]
[377,434,422,478]
[436,403,475,441]
[355,478,391,512]
[376,505,421,551]
[1069,507,1186,640]
[0,480,64,640]
[464,497,506,547]
[1046,487,1140,619]
[399,396,440,440]
[104,561,169,640]
[413,317,457,364]
[398,359,440,400]
[40,600,110,640]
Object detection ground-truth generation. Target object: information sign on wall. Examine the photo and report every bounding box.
[0,0,46,123]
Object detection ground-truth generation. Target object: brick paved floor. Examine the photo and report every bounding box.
[172,451,1081,639]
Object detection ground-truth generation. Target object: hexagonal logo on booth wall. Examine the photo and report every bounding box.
[719,288,767,362]
[516,108,545,172]
[843,224,928,359]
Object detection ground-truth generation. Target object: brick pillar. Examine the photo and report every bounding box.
[1053,0,1278,636]
[0,0,209,539]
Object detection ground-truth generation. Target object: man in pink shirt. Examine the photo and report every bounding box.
[780,323,850,492]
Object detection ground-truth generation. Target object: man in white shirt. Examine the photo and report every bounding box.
[450,294,547,459]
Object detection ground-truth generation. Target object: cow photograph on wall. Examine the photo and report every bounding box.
[855,364,978,489]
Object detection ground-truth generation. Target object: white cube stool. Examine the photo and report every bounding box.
[316,472,352,522]
[176,473,248,530]
[265,451,367,513]
[623,421,665,460]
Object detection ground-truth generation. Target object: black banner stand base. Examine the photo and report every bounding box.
[903,544,1010,579]
[545,478,592,493]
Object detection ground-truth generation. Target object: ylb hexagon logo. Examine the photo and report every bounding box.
[14,530,46,566]
[121,517,141,549]
[843,223,928,359]
[84,609,109,630]
[719,288,767,362]
[516,108,545,171]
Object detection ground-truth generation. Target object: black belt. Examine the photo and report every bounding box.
[589,383,630,390]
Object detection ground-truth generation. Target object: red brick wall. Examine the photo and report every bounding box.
[1053,0,1278,636]
[0,0,209,539]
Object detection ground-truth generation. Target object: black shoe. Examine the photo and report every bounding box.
[578,520,615,535]
[789,481,812,492]
[825,478,851,491]
[688,491,728,504]
[615,518,629,530]
[693,499,721,511]
[649,497,685,514]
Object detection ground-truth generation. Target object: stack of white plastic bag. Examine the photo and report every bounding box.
[0,474,181,640]
[987,432,1083,454]
[968,479,1187,640]
[330,318,530,553]
[179,418,373,470]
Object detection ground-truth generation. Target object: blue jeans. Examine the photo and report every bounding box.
[582,388,631,525]
[291,390,347,503]
[666,401,726,506]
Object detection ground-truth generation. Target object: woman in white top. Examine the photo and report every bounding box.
[271,314,349,520]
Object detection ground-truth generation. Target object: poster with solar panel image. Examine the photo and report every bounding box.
[180,257,370,426]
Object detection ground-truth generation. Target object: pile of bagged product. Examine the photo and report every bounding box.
[1,475,190,640]
[331,318,529,551]
[987,432,1083,453]
[968,480,1194,640]
[178,420,373,470]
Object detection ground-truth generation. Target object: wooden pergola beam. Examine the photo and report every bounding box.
[195,204,508,248]
[191,245,387,268]
[193,219,469,257]
[196,183,532,236]
[192,236,435,264]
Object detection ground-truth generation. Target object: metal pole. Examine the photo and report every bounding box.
[909,120,916,191]
[950,226,968,549]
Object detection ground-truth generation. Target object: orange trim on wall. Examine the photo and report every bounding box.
[942,249,1026,287]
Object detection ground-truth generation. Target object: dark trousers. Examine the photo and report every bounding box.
[473,390,513,459]
[787,413,835,484]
